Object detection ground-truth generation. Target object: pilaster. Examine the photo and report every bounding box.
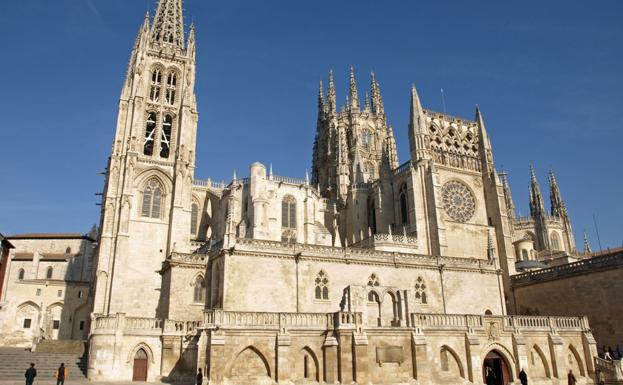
[323,335,339,384]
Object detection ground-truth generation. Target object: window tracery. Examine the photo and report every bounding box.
[190,202,199,236]
[361,130,373,149]
[429,122,481,172]
[367,273,380,287]
[193,276,205,303]
[149,68,162,102]
[441,181,476,223]
[399,184,409,224]
[414,276,427,304]
[550,232,561,250]
[314,270,329,300]
[165,72,177,105]
[282,196,296,229]
[143,112,157,156]
[141,179,163,219]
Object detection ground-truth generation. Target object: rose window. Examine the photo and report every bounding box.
[441,181,476,222]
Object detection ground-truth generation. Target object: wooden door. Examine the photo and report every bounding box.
[132,349,148,381]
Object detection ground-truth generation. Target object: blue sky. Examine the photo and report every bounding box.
[0,0,621,249]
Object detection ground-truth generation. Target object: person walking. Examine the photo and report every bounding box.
[24,363,37,385]
[604,349,613,361]
[55,363,67,385]
[519,368,528,385]
[608,346,616,360]
[568,369,577,385]
[485,366,497,385]
[196,368,203,385]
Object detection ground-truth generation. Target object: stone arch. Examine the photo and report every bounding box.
[301,346,319,381]
[71,303,90,339]
[530,344,551,378]
[126,342,156,364]
[568,344,585,377]
[133,169,172,194]
[481,343,515,384]
[439,345,465,378]
[228,346,271,379]
[366,289,381,327]
[16,301,40,330]
[380,290,397,327]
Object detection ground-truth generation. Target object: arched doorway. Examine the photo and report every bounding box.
[482,350,511,385]
[132,348,148,381]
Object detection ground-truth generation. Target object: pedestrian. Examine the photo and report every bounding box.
[602,345,608,358]
[519,367,528,385]
[568,369,577,385]
[608,346,616,360]
[617,344,622,360]
[55,363,67,385]
[24,363,37,385]
[604,349,613,361]
[485,366,497,385]
[196,368,203,385]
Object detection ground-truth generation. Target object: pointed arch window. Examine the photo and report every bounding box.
[160,115,172,158]
[143,112,157,156]
[165,72,177,105]
[141,179,163,219]
[399,183,409,224]
[149,68,162,102]
[190,202,199,236]
[367,197,377,234]
[46,267,53,280]
[282,196,296,229]
[314,270,329,300]
[18,269,25,280]
[193,276,205,303]
[550,232,561,250]
[415,276,427,304]
[361,130,373,149]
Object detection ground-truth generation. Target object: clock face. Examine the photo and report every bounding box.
[442,181,476,223]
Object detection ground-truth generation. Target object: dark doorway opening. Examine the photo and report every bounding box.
[482,350,511,385]
[132,348,148,381]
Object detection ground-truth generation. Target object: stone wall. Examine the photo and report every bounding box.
[512,251,623,350]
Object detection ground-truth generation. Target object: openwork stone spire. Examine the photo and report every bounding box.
[151,0,185,48]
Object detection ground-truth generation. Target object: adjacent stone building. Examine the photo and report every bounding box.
[0,233,97,347]
[85,1,603,384]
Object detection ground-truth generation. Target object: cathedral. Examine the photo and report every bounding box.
[82,0,600,384]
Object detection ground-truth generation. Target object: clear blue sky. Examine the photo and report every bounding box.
[0,0,621,249]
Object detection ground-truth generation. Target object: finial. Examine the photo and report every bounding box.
[233,169,237,182]
[349,65,359,111]
[364,91,370,111]
[583,232,592,254]
[327,69,336,112]
[269,163,273,179]
[305,169,309,185]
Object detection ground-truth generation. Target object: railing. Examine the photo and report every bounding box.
[204,310,359,330]
[124,317,163,331]
[193,179,228,189]
[512,251,623,284]
[423,109,476,125]
[411,313,587,332]
[595,357,623,381]
[393,160,412,175]
[94,315,117,330]
[272,175,307,185]
[354,232,418,249]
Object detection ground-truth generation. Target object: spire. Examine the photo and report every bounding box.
[476,106,495,176]
[151,0,185,48]
[529,165,545,217]
[327,69,336,113]
[349,65,360,112]
[583,232,592,254]
[318,80,325,111]
[364,91,370,111]
[409,84,431,161]
[548,169,566,217]
[500,172,516,220]
[370,72,385,115]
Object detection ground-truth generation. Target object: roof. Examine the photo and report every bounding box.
[7,233,96,242]
[0,233,15,248]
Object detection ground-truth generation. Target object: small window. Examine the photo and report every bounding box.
[52,320,60,330]
[65,247,71,254]
[367,273,380,287]
[193,276,205,303]
[57,290,62,298]
[23,319,32,329]
[165,72,177,105]
[160,115,172,158]
[78,290,83,299]
[79,320,85,331]
[314,270,329,300]
[521,249,529,260]
[46,267,53,279]
[18,269,25,280]
[141,179,163,218]
[415,276,428,304]
[36,288,41,296]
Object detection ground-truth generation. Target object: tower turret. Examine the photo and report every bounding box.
[349,65,360,112]
[408,84,430,161]
[151,0,185,48]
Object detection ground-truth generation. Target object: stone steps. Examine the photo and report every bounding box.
[0,348,87,379]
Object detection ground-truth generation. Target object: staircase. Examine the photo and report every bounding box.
[0,347,87,380]
[595,356,623,384]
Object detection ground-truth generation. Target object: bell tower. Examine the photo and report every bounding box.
[93,0,198,317]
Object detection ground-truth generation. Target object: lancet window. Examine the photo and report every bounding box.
[282,196,296,229]
[361,130,373,149]
[193,276,205,303]
[46,267,53,280]
[314,270,329,300]
[143,112,157,156]
[165,72,177,105]
[18,269,25,280]
[399,183,409,224]
[141,179,163,219]
[550,232,561,250]
[160,115,172,158]
[190,202,199,236]
[149,68,162,102]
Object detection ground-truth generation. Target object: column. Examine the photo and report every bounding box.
[276,333,292,383]
[323,335,339,384]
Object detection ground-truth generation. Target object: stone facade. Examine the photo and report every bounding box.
[0,233,97,347]
[81,0,604,384]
